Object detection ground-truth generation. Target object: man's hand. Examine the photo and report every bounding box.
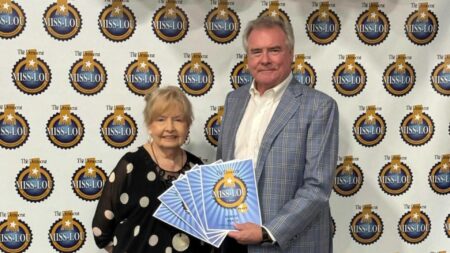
[227,222,263,245]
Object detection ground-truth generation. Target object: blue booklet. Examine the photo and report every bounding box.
[154,159,260,247]
[157,184,208,241]
[200,159,262,230]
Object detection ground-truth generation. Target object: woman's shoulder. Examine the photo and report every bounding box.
[185,150,203,166]
[115,146,150,169]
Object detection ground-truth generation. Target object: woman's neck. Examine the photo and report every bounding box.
[147,142,185,172]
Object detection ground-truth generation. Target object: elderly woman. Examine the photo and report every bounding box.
[92,86,210,253]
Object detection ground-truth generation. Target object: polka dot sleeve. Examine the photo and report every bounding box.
[92,157,130,249]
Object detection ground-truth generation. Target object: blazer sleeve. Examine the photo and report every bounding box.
[216,92,231,161]
[265,97,339,249]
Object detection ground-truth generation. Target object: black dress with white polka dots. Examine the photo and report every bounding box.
[92,146,212,253]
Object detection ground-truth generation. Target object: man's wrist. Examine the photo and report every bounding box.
[261,227,274,244]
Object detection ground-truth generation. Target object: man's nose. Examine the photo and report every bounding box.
[260,51,270,63]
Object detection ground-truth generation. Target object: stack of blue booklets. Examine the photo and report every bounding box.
[153,159,262,247]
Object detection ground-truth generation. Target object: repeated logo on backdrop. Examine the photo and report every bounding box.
[398,204,431,244]
[378,155,413,196]
[352,105,386,147]
[400,105,434,146]
[428,154,450,195]
[306,1,340,45]
[258,1,290,25]
[69,51,107,96]
[152,0,189,43]
[0,104,29,149]
[204,0,240,44]
[230,55,252,90]
[12,49,52,95]
[383,54,416,96]
[0,211,32,253]
[404,3,438,45]
[355,2,390,46]
[178,53,214,96]
[43,0,82,41]
[100,105,137,149]
[71,158,107,201]
[350,204,383,245]
[292,54,316,88]
[204,106,223,147]
[124,51,161,96]
[1,1,449,252]
[333,54,367,97]
[0,0,26,39]
[98,0,135,42]
[431,54,450,96]
[49,210,85,253]
[15,158,54,203]
[333,156,364,197]
[46,105,84,149]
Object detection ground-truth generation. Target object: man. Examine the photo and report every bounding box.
[216,15,339,253]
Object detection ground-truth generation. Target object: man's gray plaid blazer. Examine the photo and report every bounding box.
[217,78,339,253]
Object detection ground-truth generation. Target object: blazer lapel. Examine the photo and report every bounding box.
[224,87,251,160]
[255,81,304,182]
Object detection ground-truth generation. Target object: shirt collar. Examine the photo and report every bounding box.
[249,73,292,102]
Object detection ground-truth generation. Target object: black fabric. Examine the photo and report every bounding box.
[92,146,211,253]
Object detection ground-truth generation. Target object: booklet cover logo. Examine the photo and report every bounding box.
[213,169,247,210]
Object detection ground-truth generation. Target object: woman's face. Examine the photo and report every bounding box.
[148,105,188,150]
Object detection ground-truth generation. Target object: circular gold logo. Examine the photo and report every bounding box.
[213,170,247,209]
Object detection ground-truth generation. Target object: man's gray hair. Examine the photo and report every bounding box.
[242,15,295,52]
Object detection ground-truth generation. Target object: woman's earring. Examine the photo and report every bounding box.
[184,133,190,145]
[148,131,152,143]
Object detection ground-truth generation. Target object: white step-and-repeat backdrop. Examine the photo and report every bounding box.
[0,0,449,252]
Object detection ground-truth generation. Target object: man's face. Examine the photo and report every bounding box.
[246,26,293,92]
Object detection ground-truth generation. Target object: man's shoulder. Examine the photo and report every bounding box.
[289,81,336,103]
[225,84,251,101]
